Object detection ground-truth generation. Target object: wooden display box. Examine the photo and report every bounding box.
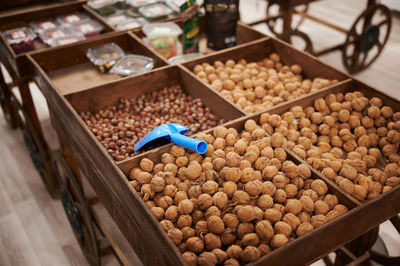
[132,17,267,61]
[62,65,245,160]
[30,31,168,95]
[182,37,351,114]
[27,22,400,265]
[0,1,112,78]
[254,78,400,203]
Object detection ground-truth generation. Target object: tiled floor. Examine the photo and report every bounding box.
[0,0,399,265]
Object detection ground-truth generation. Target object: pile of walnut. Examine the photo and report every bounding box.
[192,54,339,114]
[261,91,400,201]
[129,121,349,265]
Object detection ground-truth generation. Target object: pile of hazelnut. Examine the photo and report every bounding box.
[129,120,349,265]
[80,85,225,161]
[260,91,400,201]
[192,54,338,114]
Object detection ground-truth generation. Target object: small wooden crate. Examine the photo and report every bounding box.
[181,38,351,114]
[30,31,168,95]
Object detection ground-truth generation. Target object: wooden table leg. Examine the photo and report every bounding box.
[16,78,60,198]
[0,67,19,128]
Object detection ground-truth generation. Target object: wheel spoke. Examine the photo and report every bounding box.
[376,40,382,50]
[377,19,389,27]
[359,52,368,69]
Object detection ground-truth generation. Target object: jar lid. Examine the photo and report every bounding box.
[110,54,154,76]
[86,42,126,65]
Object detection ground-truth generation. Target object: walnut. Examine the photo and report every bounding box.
[314,200,330,215]
[296,222,314,237]
[299,195,314,212]
[182,251,198,266]
[310,215,328,228]
[324,194,339,209]
[270,234,288,248]
[340,165,357,180]
[274,221,292,237]
[285,199,302,215]
[333,204,348,215]
[352,185,367,201]
[311,179,328,196]
[338,179,355,194]
[264,208,282,223]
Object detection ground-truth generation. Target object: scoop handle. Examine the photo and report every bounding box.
[170,133,208,154]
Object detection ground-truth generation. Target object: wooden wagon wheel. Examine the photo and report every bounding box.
[53,150,101,266]
[285,29,314,54]
[0,71,19,128]
[342,4,392,74]
[19,105,59,198]
[266,0,309,36]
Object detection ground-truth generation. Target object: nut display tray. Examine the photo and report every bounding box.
[0,1,113,78]
[30,32,167,95]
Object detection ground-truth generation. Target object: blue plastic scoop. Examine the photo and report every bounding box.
[134,123,208,154]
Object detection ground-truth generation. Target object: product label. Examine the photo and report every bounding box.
[50,30,66,39]
[40,21,56,30]
[78,24,95,33]
[65,15,80,23]
[11,30,27,39]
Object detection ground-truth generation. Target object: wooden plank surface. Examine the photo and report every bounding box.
[0,212,41,266]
